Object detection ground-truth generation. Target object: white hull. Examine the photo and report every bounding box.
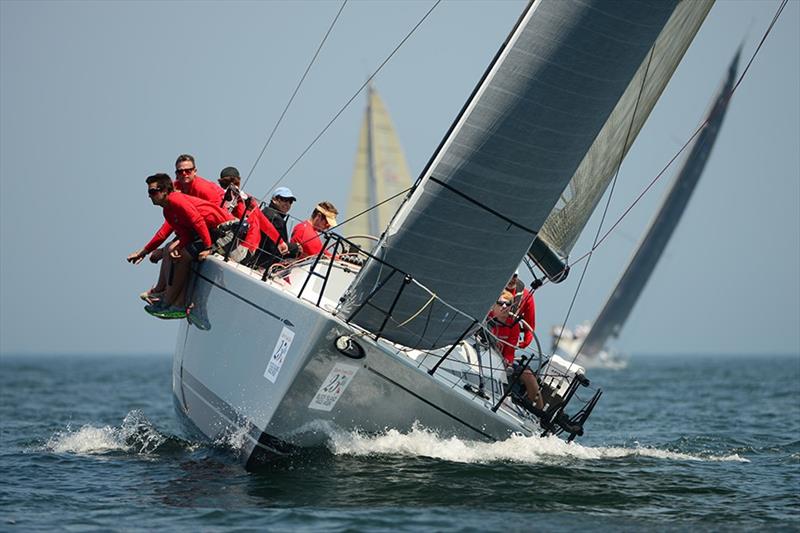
[173,256,542,469]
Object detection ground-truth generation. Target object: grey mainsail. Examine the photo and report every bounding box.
[581,49,740,357]
[342,0,712,350]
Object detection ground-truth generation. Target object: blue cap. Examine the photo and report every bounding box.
[272,186,296,201]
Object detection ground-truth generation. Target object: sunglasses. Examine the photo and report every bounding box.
[275,196,295,203]
[495,300,511,308]
[176,167,196,175]
[147,186,164,196]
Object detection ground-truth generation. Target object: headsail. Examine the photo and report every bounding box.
[580,48,740,357]
[534,0,714,271]
[344,84,413,237]
[342,0,713,350]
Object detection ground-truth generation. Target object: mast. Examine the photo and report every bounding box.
[365,84,380,236]
[581,49,741,357]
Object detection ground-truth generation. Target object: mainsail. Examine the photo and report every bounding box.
[580,48,740,357]
[344,84,413,237]
[342,0,713,350]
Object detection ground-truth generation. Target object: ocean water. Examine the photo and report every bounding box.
[1,353,798,531]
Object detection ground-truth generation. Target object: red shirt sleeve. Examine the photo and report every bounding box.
[143,220,174,253]
[231,198,245,219]
[169,194,213,248]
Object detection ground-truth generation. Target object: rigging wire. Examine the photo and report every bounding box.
[257,0,443,206]
[241,0,348,190]
[550,45,658,371]
[544,0,788,365]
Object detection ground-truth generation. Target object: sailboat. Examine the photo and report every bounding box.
[344,84,413,242]
[552,48,740,369]
[173,0,713,470]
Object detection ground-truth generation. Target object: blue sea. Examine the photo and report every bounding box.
[1,353,798,531]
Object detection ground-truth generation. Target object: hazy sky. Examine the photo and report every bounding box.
[1,0,798,356]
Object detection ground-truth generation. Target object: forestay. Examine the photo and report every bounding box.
[341,0,710,350]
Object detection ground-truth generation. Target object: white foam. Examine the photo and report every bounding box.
[46,424,126,454]
[328,424,749,463]
[43,410,171,455]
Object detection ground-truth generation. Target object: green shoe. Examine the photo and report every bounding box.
[144,303,187,320]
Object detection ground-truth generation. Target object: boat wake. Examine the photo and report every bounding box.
[43,410,196,456]
[328,424,749,464]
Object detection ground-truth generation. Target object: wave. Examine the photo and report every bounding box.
[328,424,749,464]
[43,410,194,456]
[42,414,750,465]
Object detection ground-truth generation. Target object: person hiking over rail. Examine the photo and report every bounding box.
[139,154,225,302]
[127,173,234,319]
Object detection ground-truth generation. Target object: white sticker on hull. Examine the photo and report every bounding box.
[264,326,295,383]
[308,363,359,412]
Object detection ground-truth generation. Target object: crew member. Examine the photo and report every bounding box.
[290,201,338,259]
[506,271,536,346]
[127,173,234,319]
[140,154,225,302]
[217,166,288,264]
[490,290,543,409]
[254,186,301,269]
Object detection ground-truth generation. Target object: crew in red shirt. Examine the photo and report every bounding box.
[505,272,535,347]
[141,154,226,300]
[489,290,543,409]
[291,201,338,259]
[127,173,233,319]
[174,154,224,204]
[217,166,288,264]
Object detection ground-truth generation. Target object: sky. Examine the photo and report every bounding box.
[1,0,798,356]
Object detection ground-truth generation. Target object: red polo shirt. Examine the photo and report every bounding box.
[291,220,331,258]
[490,314,533,365]
[147,176,225,248]
[143,192,233,253]
[176,175,224,204]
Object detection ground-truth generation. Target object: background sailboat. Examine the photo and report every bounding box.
[344,84,413,239]
[554,48,741,368]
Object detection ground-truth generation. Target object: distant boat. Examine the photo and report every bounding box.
[171,0,713,469]
[553,48,741,369]
[344,84,413,240]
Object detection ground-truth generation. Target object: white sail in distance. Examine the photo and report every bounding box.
[344,85,413,238]
[342,0,713,350]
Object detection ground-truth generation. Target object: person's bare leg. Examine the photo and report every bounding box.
[164,249,192,308]
[153,241,180,293]
[522,369,544,410]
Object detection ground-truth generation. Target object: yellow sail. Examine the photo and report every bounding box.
[345,84,413,237]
